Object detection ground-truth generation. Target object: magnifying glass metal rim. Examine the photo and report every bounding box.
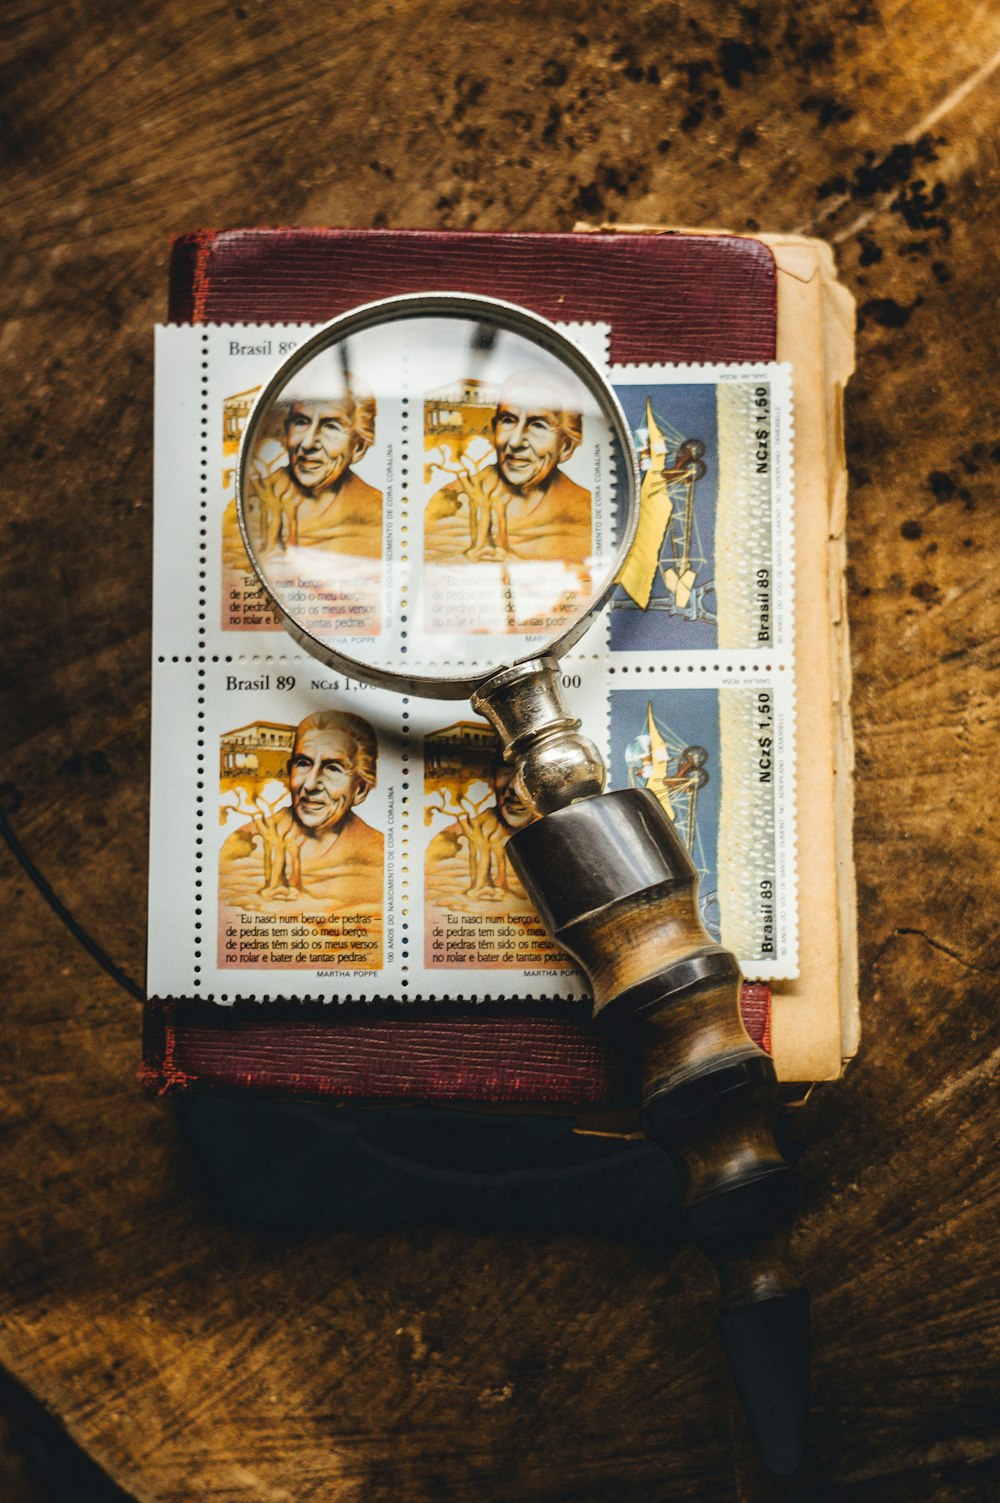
[236,291,640,700]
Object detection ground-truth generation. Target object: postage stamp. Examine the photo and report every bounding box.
[420,716,575,975]
[607,672,796,978]
[607,365,794,657]
[405,670,605,998]
[147,658,405,999]
[216,712,388,976]
[412,319,616,661]
[218,336,400,642]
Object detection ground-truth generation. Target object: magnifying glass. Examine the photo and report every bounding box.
[237,293,809,1473]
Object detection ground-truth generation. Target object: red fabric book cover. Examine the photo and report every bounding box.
[144,227,776,1106]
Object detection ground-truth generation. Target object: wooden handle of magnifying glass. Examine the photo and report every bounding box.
[507,788,810,1476]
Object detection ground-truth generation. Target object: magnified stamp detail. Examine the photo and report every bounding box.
[157,319,617,668]
[231,361,392,640]
[157,324,401,650]
[422,369,592,571]
[609,365,794,658]
[608,675,796,979]
[219,381,280,631]
[414,320,617,654]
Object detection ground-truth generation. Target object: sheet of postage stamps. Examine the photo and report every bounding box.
[149,326,799,1001]
[153,320,614,667]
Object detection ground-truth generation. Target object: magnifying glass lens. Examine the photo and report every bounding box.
[238,304,628,693]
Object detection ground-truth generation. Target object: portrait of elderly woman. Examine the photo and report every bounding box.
[219,709,384,916]
[247,378,381,561]
[221,370,383,635]
[425,368,592,566]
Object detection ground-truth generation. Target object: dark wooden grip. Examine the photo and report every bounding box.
[509,788,809,1474]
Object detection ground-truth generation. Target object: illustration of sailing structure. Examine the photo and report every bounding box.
[625,702,720,938]
[616,398,715,623]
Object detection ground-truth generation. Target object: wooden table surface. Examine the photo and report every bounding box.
[2,3,998,1499]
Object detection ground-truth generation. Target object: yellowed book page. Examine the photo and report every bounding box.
[764,235,857,1083]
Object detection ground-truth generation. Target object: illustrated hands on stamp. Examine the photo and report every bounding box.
[426,785,513,904]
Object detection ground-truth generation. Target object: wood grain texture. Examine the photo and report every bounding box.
[1,2,998,1499]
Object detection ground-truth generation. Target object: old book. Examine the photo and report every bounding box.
[144,226,855,1108]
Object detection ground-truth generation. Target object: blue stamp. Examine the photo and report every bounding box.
[609,686,722,936]
[608,681,794,977]
[609,366,793,655]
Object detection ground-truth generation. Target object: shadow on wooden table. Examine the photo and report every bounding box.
[172,1096,688,1246]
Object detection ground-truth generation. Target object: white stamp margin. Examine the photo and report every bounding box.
[152,325,206,656]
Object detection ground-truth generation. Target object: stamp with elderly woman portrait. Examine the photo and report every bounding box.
[222,364,386,638]
[217,702,387,973]
[419,353,613,648]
